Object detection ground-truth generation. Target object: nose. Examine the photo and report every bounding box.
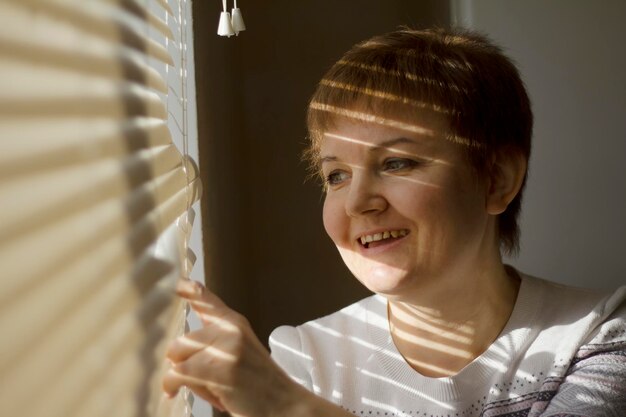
[345,171,387,218]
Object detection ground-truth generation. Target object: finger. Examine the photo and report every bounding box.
[164,367,225,396]
[162,369,226,411]
[162,367,189,398]
[176,279,226,310]
[176,280,243,329]
[166,329,219,363]
[186,384,226,412]
[175,350,236,387]
[183,302,243,334]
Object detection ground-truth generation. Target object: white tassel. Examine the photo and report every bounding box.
[231,0,246,35]
[217,0,235,37]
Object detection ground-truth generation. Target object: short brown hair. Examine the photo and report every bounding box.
[305,27,532,255]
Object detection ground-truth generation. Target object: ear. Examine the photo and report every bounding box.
[485,148,528,215]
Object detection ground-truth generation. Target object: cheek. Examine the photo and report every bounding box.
[322,197,337,243]
[389,185,437,221]
[322,196,343,245]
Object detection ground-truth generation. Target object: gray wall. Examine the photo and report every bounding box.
[459,0,626,290]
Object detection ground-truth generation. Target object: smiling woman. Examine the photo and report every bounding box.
[164,27,626,417]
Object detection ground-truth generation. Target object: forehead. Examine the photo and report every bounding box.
[319,111,452,157]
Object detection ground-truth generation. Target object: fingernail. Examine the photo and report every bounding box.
[177,279,204,296]
[176,279,194,294]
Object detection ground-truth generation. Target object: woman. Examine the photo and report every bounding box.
[163,28,626,417]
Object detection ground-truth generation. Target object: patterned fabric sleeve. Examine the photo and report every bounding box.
[539,299,626,417]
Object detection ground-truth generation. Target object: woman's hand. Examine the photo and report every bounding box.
[162,279,298,417]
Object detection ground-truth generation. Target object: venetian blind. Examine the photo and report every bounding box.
[0,0,201,416]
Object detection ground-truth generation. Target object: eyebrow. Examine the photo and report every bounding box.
[320,156,337,163]
[320,136,422,164]
[369,137,419,151]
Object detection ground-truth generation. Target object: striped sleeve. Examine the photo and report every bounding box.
[540,294,626,417]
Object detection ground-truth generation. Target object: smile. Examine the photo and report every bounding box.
[358,229,409,248]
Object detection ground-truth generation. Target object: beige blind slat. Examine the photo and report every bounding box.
[101,0,177,40]
[0,0,199,415]
[0,58,167,118]
[3,285,181,417]
[0,118,170,178]
[0,144,181,241]
[0,179,201,415]
[69,327,187,417]
[1,1,174,64]
[2,235,185,377]
[157,0,175,16]
[0,162,199,303]
[1,218,197,417]
[0,3,168,93]
[0,182,191,365]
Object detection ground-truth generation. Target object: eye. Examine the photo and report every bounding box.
[325,170,350,186]
[383,158,419,172]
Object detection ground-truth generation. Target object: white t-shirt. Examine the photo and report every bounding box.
[269,274,626,417]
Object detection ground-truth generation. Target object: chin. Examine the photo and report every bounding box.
[353,264,411,296]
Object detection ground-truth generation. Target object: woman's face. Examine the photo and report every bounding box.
[320,115,497,300]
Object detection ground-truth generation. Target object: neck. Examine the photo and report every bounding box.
[387,264,520,377]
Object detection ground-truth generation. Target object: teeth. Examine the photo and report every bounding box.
[359,229,408,245]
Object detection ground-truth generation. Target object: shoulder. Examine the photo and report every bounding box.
[520,273,625,329]
[507,274,625,368]
[538,285,626,415]
[579,284,626,347]
[516,273,626,372]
